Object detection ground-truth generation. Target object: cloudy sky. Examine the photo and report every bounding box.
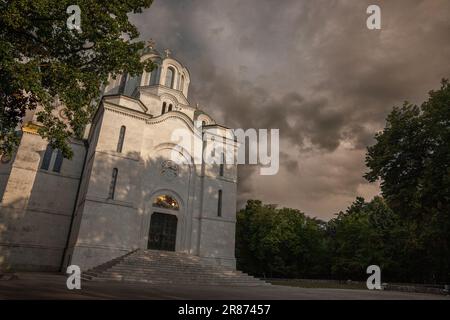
[131,0,450,220]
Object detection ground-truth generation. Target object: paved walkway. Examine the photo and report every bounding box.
[0,273,448,300]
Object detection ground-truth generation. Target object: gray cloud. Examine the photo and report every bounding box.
[132,0,450,219]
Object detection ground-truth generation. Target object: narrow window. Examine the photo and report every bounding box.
[53,150,64,173]
[217,190,222,217]
[211,137,215,158]
[117,126,126,153]
[41,144,53,170]
[168,104,173,112]
[165,67,175,88]
[219,153,225,177]
[118,73,127,94]
[150,65,159,85]
[162,102,167,115]
[109,168,118,199]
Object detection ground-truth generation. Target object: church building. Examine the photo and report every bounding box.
[0,44,238,271]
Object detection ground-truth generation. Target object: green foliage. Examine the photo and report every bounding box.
[236,200,329,278]
[365,79,450,282]
[0,0,154,157]
[236,79,450,284]
[327,196,405,281]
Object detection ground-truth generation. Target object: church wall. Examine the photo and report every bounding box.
[137,89,163,116]
[192,130,238,267]
[63,55,238,270]
[0,131,86,271]
[138,120,196,253]
[62,110,104,269]
[68,107,146,270]
[0,152,15,202]
[198,174,237,267]
[94,107,145,157]
[1,51,241,272]
[69,200,139,270]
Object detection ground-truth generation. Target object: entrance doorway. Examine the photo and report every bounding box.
[148,212,178,251]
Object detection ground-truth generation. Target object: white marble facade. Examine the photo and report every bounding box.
[0,47,238,271]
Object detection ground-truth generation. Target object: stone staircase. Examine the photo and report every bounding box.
[82,249,269,286]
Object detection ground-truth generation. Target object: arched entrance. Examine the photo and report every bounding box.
[148,195,180,251]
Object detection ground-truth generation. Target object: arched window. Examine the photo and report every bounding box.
[217,190,222,217]
[118,73,127,94]
[41,145,64,172]
[165,67,175,88]
[153,195,179,210]
[162,102,167,115]
[168,104,173,112]
[150,65,159,85]
[109,168,118,199]
[117,126,126,153]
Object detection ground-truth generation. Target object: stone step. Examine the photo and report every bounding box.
[82,249,269,286]
[97,274,262,283]
[123,259,208,265]
[93,278,267,286]
[96,269,252,277]
[108,270,246,278]
[121,259,236,267]
[92,274,266,285]
[104,270,252,280]
[109,264,237,272]
[114,264,239,274]
[99,272,259,282]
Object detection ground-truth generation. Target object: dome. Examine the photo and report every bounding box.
[103,41,192,110]
[139,45,191,98]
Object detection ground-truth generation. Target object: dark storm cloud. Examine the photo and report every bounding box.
[236,165,258,208]
[132,0,450,218]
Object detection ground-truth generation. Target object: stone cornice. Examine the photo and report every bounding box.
[103,102,150,122]
[146,111,200,137]
[102,94,148,113]
[138,85,189,105]
[22,123,41,135]
[22,122,85,145]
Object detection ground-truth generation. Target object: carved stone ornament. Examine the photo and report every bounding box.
[160,160,179,179]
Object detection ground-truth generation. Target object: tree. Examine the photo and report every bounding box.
[236,200,329,278]
[0,0,154,157]
[365,79,450,282]
[327,196,406,281]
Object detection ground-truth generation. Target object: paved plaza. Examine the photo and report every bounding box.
[0,273,448,300]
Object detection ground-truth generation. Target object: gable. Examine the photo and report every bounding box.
[103,95,148,113]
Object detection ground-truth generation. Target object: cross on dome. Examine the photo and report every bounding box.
[146,39,156,49]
